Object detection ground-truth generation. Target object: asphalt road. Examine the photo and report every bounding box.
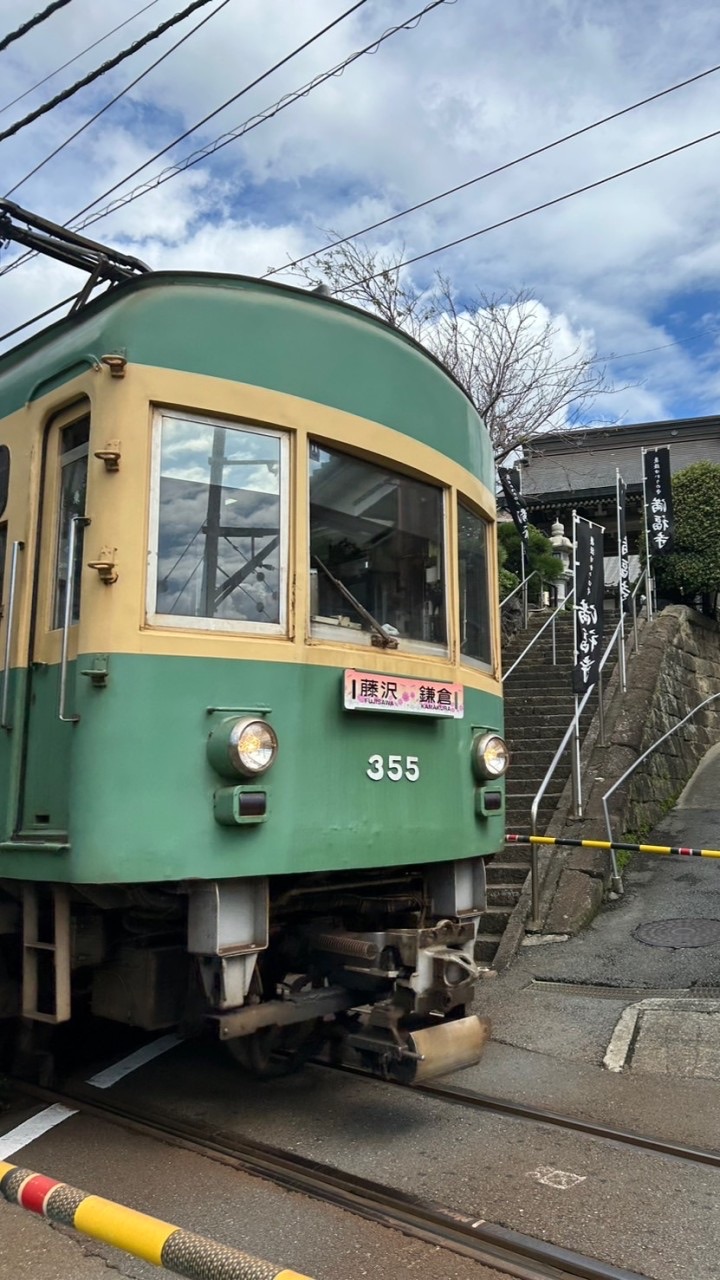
[4,741,720,1279]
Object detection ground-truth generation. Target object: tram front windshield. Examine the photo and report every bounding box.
[309,444,447,652]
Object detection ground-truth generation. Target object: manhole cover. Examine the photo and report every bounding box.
[633,919,720,949]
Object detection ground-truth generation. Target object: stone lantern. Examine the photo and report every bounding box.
[549,517,573,605]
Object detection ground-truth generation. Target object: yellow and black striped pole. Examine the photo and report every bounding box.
[506,834,720,859]
[0,1161,313,1280]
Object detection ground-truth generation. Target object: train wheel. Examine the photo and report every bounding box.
[227,1020,323,1079]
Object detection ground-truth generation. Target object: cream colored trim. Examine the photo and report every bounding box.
[0,363,501,698]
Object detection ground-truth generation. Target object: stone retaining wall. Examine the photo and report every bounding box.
[532,605,720,938]
[608,605,720,837]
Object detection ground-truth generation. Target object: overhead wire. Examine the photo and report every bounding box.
[0,0,220,146]
[5,0,233,197]
[0,0,74,56]
[0,291,79,341]
[3,4,708,374]
[332,123,720,292]
[264,57,720,279]
[0,0,373,275]
[71,0,384,227]
[0,0,446,342]
[70,0,452,233]
[0,0,163,115]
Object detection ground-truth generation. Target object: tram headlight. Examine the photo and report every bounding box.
[472,732,509,781]
[207,716,278,779]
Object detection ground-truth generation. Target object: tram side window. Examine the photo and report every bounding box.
[53,418,90,629]
[309,444,447,652]
[152,413,285,629]
[0,524,7,621]
[458,501,492,668]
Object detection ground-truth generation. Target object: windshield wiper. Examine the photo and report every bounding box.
[312,556,399,649]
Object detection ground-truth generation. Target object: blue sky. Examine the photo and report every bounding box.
[2,0,720,429]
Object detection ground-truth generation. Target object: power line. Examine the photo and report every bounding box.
[6,0,233,197]
[0,0,220,146]
[0,0,162,115]
[0,0,73,56]
[0,0,373,275]
[70,0,376,228]
[0,291,78,342]
[265,57,720,280]
[333,123,720,292]
[71,0,452,234]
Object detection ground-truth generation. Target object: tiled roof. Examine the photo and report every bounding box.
[520,417,720,496]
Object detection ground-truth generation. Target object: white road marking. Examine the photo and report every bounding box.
[0,1104,77,1159]
[527,1166,586,1189]
[86,1033,182,1089]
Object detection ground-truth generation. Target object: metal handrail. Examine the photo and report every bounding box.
[500,570,541,608]
[502,587,575,682]
[527,567,649,925]
[601,690,720,883]
[0,540,24,730]
[597,568,648,744]
[58,514,89,724]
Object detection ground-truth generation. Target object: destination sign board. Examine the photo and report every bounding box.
[343,670,464,719]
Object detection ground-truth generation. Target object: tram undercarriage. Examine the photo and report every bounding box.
[0,857,491,1083]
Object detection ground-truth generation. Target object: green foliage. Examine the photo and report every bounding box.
[499,567,520,599]
[498,522,562,600]
[654,462,720,615]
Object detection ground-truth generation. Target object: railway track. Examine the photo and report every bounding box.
[317,1061,720,1170]
[12,1078,649,1280]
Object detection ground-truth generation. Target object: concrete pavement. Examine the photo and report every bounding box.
[4,740,720,1278]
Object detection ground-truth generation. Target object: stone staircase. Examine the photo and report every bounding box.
[476,610,604,966]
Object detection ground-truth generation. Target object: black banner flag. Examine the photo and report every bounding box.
[572,518,604,695]
[643,447,674,555]
[498,467,529,545]
[617,475,631,614]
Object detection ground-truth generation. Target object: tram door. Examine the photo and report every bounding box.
[17,409,89,838]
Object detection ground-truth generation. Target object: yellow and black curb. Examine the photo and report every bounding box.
[0,1160,313,1279]
[506,834,720,859]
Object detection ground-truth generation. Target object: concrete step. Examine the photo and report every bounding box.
[475,934,501,963]
[505,706,591,721]
[506,762,570,778]
[487,884,524,907]
[486,860,528,884]
[506,783,566,799]
[497,847,532,866]
[476,907,512,935]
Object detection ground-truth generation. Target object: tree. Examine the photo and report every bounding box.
[291,240,613,462]
[653,462,720,619]
[498,522,563,601]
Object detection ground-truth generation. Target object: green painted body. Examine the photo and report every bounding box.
[0,274,493,479]
[0,654,503,882]
[0,275,502,887]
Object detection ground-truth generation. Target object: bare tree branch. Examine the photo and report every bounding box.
[289,240,618,462]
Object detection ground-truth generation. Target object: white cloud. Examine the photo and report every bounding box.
[2,0,720,425]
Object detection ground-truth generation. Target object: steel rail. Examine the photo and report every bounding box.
[12,1080,648,1280]
[313,1061,720,1170]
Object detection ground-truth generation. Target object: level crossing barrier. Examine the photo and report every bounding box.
[506,834,720,859]
[0,1160,313,1280]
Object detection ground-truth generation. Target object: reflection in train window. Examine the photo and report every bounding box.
[150,412,287,632]
[458,500,492,668]
[0,447,10,520]
[53,417,89,630]
[309,443,447,654]
[0,524,6,621]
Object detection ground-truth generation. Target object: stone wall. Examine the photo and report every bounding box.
[531,606,720,939]
[622,606,720,834]
[584,605,720,838]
